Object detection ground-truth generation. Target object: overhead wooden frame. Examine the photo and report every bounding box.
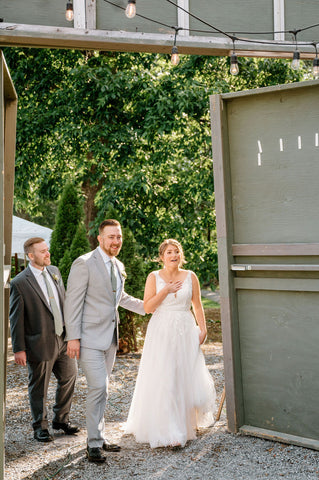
[0,0,318,58]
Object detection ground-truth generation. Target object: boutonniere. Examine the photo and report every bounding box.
[52,274,60,283]
[121,269,127,279]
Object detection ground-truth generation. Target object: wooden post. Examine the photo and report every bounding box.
[14,253,18,275]
[215,386,226,422]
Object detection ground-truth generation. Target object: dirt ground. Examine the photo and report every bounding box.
[5,311,225,480]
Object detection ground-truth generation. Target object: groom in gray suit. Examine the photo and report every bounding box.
[65,219,144,463]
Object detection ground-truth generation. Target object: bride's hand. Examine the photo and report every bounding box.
[199,329,207,345]
[166,280,183,294]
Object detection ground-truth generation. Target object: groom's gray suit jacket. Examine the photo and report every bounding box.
[64,247,144,350]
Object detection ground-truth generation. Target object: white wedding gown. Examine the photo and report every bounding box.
[125,270,216,448]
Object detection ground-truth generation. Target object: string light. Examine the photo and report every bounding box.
[230,53,239,75]
[171,46,179,65]
[103,0,319,74]
[229,38,239,75]
[65,1,74,21]
[291,30,300,71]
[291,49,300,70]
[125,0,136,19]
[171,27,182,65]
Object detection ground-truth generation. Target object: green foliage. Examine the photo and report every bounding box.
[69,222,90,260]
[50,183,83,265]
[59,222,90,284]
[58,250,73,286]
[201,297,220,309]
[3,48,309,288]
[118,227,146,352]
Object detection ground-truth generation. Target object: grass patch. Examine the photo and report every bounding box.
[202,297,220,309]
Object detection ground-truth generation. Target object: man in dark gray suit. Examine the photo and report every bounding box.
[65,219,145,463]
[9,237,79,442]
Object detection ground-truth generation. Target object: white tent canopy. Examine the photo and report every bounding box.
[11,216,52,255]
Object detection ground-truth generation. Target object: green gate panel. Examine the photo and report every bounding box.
[238,289,319,441]
[227,85,319,244]
[210,79,319,450]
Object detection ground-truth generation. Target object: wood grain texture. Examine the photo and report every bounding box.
[238,290,319,440]
[211,81,319,449]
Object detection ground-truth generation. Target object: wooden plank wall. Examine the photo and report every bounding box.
[210,79,319,450]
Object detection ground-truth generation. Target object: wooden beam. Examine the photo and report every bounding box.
[0,52,5,480]
[0,23,316,57]
[231,264,319,272]
[177,0,189,37]
[233,243,319,256]
[240,425,319,451]
[273,0,285,42]
[0,51,16,480]
[234,277,319,292]
[86,0,96,30]
[210,94,245,433]
[74,0,86,30]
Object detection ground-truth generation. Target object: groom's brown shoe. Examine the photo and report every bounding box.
[102,441,121,452]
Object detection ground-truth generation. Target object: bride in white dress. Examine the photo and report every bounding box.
[125,239,216,448]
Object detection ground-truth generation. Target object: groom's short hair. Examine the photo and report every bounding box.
[98,219,121,234]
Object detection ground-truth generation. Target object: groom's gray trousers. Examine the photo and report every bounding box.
[80,331,117,448]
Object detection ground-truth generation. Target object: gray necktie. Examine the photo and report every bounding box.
[110,260,117,304]
[42,270,64,336]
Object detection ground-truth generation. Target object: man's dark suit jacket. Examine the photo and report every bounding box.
[9,265,65,362]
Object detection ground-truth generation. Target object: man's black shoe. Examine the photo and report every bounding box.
[102,441,121,452]
[86,446,107,463]
[34,428,53,442]
[52,421,80,435]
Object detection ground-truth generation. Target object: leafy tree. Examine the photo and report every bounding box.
[58,250,72,286]
[50,182,83,266]
[118,227,146,352]
[69,222,90,260]
[3,48,308,286]
[59,222,90,284]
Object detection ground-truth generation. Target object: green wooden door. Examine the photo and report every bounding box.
[210,80,319,450]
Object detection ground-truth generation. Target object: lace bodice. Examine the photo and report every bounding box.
[153,270,192,312]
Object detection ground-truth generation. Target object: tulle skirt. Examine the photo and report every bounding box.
[125,306,216,448]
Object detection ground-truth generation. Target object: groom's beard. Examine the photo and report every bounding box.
[104,245,121,257]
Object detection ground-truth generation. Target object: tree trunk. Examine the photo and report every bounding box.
[81,161,104,249]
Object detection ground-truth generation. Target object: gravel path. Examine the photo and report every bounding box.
[5,337,319,480]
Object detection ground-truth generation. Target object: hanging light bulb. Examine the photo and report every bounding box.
[171,45,180,66]
[65,1,74,21]
[170,27,182,66]
[313,57,319,79]
[230,53,239,75]
[291,49,300,70]
[125,0,136,19]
